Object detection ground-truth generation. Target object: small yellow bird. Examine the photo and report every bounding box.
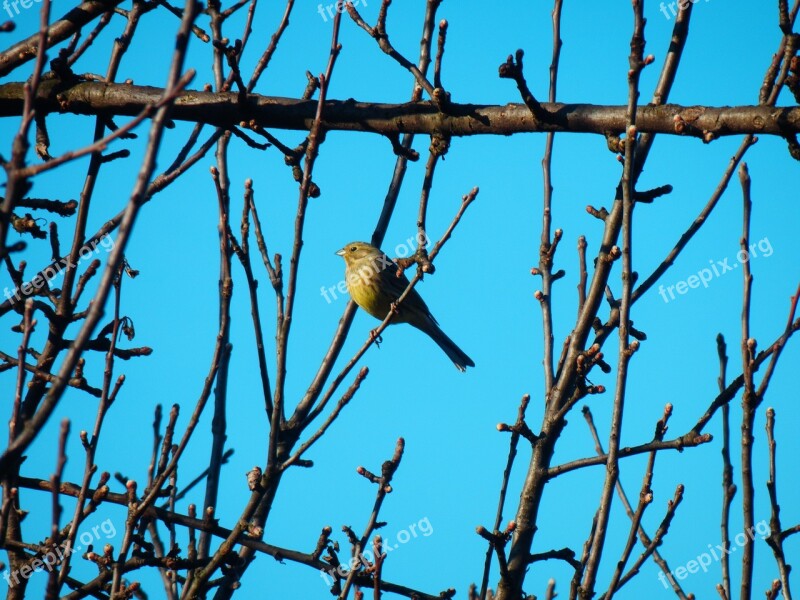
[336,241,474,371]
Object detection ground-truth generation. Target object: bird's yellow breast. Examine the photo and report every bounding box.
[346,264,394,320]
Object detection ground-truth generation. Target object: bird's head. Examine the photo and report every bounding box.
[335,241,382,267]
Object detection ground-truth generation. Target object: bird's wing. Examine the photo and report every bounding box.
[377,255,436,326]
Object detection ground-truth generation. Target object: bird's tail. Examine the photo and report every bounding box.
[419,319,475,372]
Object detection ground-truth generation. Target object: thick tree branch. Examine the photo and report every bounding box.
[0,0,125,77]
[1,81,799,138]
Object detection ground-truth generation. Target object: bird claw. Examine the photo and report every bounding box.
[369,329,383,347]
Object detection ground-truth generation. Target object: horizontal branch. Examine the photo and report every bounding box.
[16,477,443,600]
[547,431,713,478]
[1,80,799,138]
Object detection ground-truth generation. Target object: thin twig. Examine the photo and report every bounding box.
[738,162,756,600]
[764,407,792,599]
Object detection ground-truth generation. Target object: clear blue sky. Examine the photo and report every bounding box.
[1,0,799,598]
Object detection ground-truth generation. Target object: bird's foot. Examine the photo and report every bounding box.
[369,328,383,347]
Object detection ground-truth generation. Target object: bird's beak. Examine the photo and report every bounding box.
[335,248,345,257]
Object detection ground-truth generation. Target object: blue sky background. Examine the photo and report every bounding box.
[1,0,799,598]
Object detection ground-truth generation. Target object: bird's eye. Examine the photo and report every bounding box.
[350,246,357,252]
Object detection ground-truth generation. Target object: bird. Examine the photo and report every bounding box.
[335,241,474,371]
